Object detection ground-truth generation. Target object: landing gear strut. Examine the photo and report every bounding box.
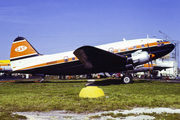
[121,74,132,84]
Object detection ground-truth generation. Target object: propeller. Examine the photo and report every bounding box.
[146,35,155,76]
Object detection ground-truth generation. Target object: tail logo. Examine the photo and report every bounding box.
[15,46,27,52]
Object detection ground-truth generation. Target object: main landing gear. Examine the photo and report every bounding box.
[121,74,133,84]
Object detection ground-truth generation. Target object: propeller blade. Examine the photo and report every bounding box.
[147,35,155,75]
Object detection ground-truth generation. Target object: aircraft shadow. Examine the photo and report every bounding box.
[11,79,123,86]
[12,80,87,84]
[86,79,123,86]
[0,76,19,80]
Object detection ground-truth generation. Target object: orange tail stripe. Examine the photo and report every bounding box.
[10,40,38,59]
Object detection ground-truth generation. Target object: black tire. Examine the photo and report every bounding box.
[122,74,132,84]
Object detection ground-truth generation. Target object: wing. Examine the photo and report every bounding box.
[153,66,172,71]
[73,46,127,72]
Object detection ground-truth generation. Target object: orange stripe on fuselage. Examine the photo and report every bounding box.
[136,45,142,49]
[17,57,79,71]
[10,40,37,59]
[128,47,134,50]
[164,41,171,44]
[113,41,170,54]
[148,42,158,47]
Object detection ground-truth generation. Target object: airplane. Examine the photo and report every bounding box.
[0,60,12,76]
[9,36,174,84]
[0,60,12,72]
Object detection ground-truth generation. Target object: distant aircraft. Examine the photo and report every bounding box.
[128,62,173,73]
[94,62,173,78]
[0,60,12,72]
[9,36,174,84]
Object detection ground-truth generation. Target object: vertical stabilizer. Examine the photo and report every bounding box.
[10,37,39,61]
[10,37,40,71]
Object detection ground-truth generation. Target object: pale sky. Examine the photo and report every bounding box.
[0,0,180,60]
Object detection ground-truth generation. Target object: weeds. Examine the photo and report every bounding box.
[0,112,27,120]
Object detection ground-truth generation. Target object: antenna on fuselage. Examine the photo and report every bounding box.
[123,38,126,41]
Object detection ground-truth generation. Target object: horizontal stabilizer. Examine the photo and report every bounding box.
[154,65,172,71]
[73,46,127,71]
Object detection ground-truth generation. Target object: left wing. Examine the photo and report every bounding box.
[73,46,127,72]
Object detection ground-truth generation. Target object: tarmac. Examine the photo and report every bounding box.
[14,107,180,120]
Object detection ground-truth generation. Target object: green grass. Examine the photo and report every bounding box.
[1,79,180,119]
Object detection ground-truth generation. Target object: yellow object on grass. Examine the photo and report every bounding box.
[79,86,105,98]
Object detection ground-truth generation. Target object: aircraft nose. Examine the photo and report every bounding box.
[171,42,175,50]
[168,42,175,53]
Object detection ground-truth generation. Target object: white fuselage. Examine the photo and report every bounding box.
[11,38,170,73]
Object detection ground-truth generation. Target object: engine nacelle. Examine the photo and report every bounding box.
[127,64,153,73]
[127,50,150,66]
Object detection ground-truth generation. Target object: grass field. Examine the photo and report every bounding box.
[1,79,180,119]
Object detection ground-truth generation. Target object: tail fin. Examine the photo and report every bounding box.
[10,37,39,61]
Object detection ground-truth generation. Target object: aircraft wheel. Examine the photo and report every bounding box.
[122,74,132,84]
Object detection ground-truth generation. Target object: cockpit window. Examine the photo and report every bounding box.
[163,40,168,42]
[157,41,160,43]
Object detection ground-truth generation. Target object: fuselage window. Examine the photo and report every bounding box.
[126,48,129,51]
[108,47,114,53]
[64,56,68,62]
[118,49,121,52]
[72,57,75,60]
[133,46,136,49]
[141,44,145,47]
[157,41,160,43]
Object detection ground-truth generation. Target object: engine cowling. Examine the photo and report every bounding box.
[127,50,150,66]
